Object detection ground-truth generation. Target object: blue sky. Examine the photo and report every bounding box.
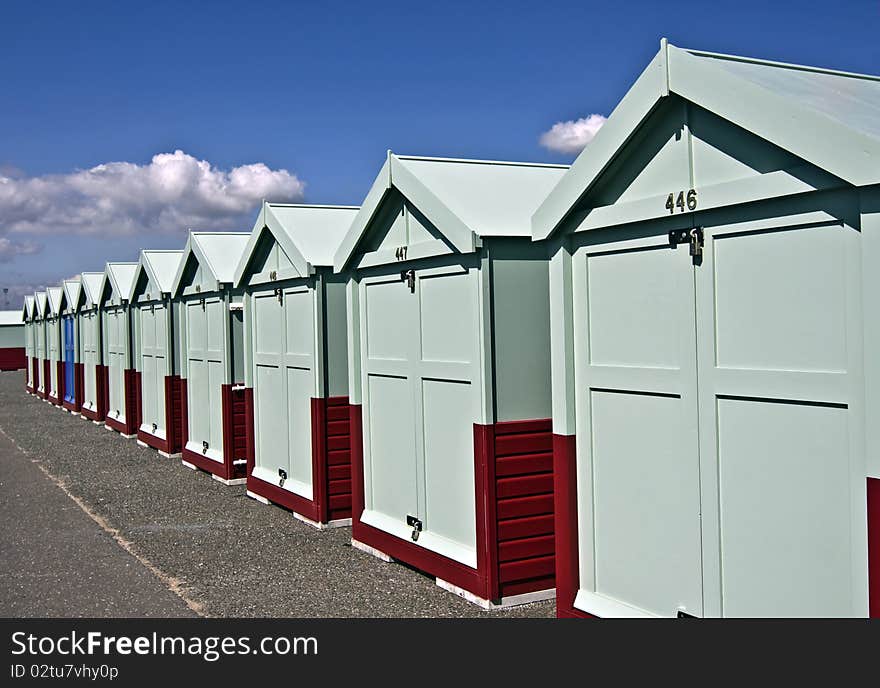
[1,0,877,306]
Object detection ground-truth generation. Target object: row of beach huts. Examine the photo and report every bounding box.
[5,42,880,617]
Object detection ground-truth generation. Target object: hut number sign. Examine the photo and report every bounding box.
[665,189,698,214]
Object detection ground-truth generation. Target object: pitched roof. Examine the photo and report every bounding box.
[102,262,139,303]
[34,292,48,318]
[0,310,23,326]
[130,249,184,301]
[235,202,359,284]
[63,278,82,312]
[80,272,105,308]
[532,40,880,240]
[46,286,65,317]
[22,295,35,320]
[173,231,250,295]
[334,153,568,271]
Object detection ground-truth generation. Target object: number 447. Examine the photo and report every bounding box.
[666,189,697,214]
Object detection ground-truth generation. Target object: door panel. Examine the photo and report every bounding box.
[360,266,479,566]
[82,312,97,409]
[590,389,702,616]
[716,398,853,616]
[696,219,864,617]
[421,378,475,552]
[573,235,702,617]
[253,292,285,476]
[106,309,126,421]
[186,298,224,460]
[286,366,313,492]
[367,374,418,522]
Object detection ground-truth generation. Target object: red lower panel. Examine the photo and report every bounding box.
[81,365,107,422]
[0,347,26,371]
[244,393,352,524]
[41,360,50,399]
[61,364,82,412]
[553,434,590,618]
[105,369,138,436]
[136,375,183,455]
[182,383,247,481]
[869,477,880,618]
[48,360,64,406]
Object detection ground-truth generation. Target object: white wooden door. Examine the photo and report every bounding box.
[359,264,480,568]
[82,311,99,411]
[185,298,224,462]
[105,308,127,422]
[139,305,167,437]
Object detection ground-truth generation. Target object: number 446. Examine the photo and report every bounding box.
[665,189,697,214]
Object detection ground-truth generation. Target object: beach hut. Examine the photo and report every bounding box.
[61,278,84,413]
[45,286,65,407]
[0,310,26,372]
[78,272,107,422]
[129,250,185,456]
[234,203,357,524]
[333,154,567,605]
[532,40,880,618]
[171,231,250,483]
[23,295,36,390]
[33,292,48,399]
[99,262,139,437]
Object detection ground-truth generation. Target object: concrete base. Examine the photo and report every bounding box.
[211,473,247,486]
[136,440,151,450]
[158,450,181,459]
[292,512,352,530]
[181,460,197,471]
[435,578,557,610]
[246,490,271,505]
[351,538,393,563]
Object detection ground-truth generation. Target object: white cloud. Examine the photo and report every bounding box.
[539,114,607,154]
[0,150,305,239]
[0,237,42,262]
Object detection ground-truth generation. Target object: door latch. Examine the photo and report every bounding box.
[202,440,209,454]
[668,227,704,265]
[274,287,283,304]
[406,515,423,542]
[400,269,415,293]
[278,468,288,488]
[152,422,158,432]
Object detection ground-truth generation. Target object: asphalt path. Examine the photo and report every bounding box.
[0,371,554,618]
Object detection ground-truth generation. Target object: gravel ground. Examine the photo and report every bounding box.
[0,371,554,618]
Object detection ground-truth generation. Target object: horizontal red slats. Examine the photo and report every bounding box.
[327,435,350,451]
[496,494,554,520]
[496,473,554,499]
[499,535,555,563]
[328,464,350,481]
[327,419,350,437]
[499,555,555,583]
[327,449,350,466]
[326,396,349,407]
[327,406,350,422]
[495,452,553,477]
[494,419,552,436]
[495,431,553,457]
[497,514,555,542]
[500,576,555,598]
[328,494,351,511]
[329,478,352,496]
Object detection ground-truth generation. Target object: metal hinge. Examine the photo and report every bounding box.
[669,227,704,265]
[406,514,423,541]
[400,269,415,293]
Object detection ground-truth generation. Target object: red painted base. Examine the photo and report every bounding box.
[244,394,353,525]
[104,369,139,436]
[80,365,107,422]
[350,405,556,603]
[181,383,247,482]
[27,357,38,393]
[869,477,879,618]
[135,375,184,455]
[0,347,26,371]
[552,433,591,618]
